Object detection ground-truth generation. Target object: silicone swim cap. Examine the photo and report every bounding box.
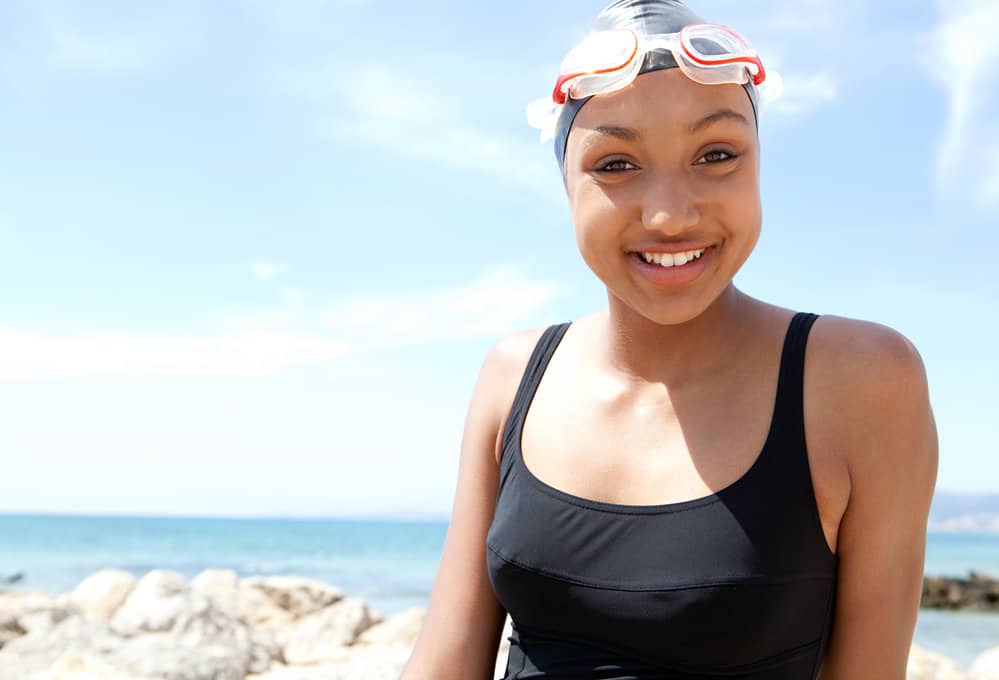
[554,0,760,177]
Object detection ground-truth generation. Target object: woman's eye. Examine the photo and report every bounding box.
[696,149,738,165]
[595,159,637,173]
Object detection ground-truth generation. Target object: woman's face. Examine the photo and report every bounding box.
[563,67,761,324]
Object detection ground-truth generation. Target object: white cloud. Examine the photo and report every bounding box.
[0,330,348,380]
[8,3,192,92]
[323,265,566,348]
[0,5,174,98]
[0,267,562,379]
[250,260,287,279]
[923,0,999,209]
[764,70,837,117]
[285,64,563,201]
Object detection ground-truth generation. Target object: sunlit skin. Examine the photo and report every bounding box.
[562,67,765,385]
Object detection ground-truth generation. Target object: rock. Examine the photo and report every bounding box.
[109,568,252,640]
[236,582,294,631]
[922,572,999,611]
[0,616,122,680]
[907,641,970,680]
[191,569,242,621]
[0,591,76,641]
[110,570,198,636]
[247,663,342,680]
[277,596,379,665]
[355,607,423,647]
[39,653,155,680]
[238,575,345,626]
[247,644,414,680]
[0,621,24,649]
[248,628,284,674]
[103,570,280,678]
[69,569,137,622]
[105,630,254,680]
[0,605,281,680]
[971,645,999,679]
[334,643,417,680]
[0,572,448,679]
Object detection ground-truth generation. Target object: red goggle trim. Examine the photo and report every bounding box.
[551,33,639,105]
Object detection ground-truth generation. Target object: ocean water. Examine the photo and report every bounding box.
[1,514,997,669]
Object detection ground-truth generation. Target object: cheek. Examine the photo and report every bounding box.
[571,207,631,284]
[701,171,761,228]
[729,181,762,227]
[715,185,762,265]
[571,189,623,253]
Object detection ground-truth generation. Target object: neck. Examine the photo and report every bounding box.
[598,284,758,389]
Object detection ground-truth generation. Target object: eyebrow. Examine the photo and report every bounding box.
[592,108,751,141]
[687,108,751,134]
[593,124,642,141]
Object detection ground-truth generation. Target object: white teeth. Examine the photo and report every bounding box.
[640,247,706,267]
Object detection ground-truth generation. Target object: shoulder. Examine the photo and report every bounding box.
[807,313,929,412]
[479,323,558,466]
[808,313,926,381]
[806,313,934,481]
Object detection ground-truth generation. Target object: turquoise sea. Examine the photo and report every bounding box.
[1,514,997,669]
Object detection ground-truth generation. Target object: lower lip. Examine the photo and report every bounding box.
[628,246,715,286]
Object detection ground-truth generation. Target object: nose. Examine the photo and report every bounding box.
[641,173,700,234]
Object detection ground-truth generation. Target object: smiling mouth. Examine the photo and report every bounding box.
[630,245,715,268]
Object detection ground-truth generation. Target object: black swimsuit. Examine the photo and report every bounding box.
[486,311,838,679]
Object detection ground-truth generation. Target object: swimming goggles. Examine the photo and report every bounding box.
[527,23,775,142]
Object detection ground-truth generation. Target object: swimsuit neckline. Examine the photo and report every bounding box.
[512,320,783,515]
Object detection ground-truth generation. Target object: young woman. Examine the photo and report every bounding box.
[401,1,938,678]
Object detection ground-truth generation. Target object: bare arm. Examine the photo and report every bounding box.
[400,332,535,679]
[817,323,939,679]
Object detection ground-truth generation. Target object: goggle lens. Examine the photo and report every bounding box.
[561,29,636,74]
[554,30,637,104]
[679,24,764,85]
[681,23,751,61]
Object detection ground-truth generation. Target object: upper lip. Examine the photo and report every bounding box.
[628,243,714,254]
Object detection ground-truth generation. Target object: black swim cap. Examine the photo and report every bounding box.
[553,0,760,177]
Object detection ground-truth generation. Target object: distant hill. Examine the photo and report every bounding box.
[928,490,999,532]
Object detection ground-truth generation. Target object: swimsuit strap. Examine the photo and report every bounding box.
[773,311,821,466]
[499,322,572,477]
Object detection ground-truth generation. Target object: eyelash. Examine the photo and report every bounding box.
[595,149,739,173]
[696,149,738,165]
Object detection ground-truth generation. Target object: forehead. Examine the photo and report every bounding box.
[569,68,754,141]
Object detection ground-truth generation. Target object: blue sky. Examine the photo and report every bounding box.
[0,0,996,518]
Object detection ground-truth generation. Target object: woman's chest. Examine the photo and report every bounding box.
[505,353,849,556]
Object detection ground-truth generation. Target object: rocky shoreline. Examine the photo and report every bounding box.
[0,568,998,680]
[922,571,999,611]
